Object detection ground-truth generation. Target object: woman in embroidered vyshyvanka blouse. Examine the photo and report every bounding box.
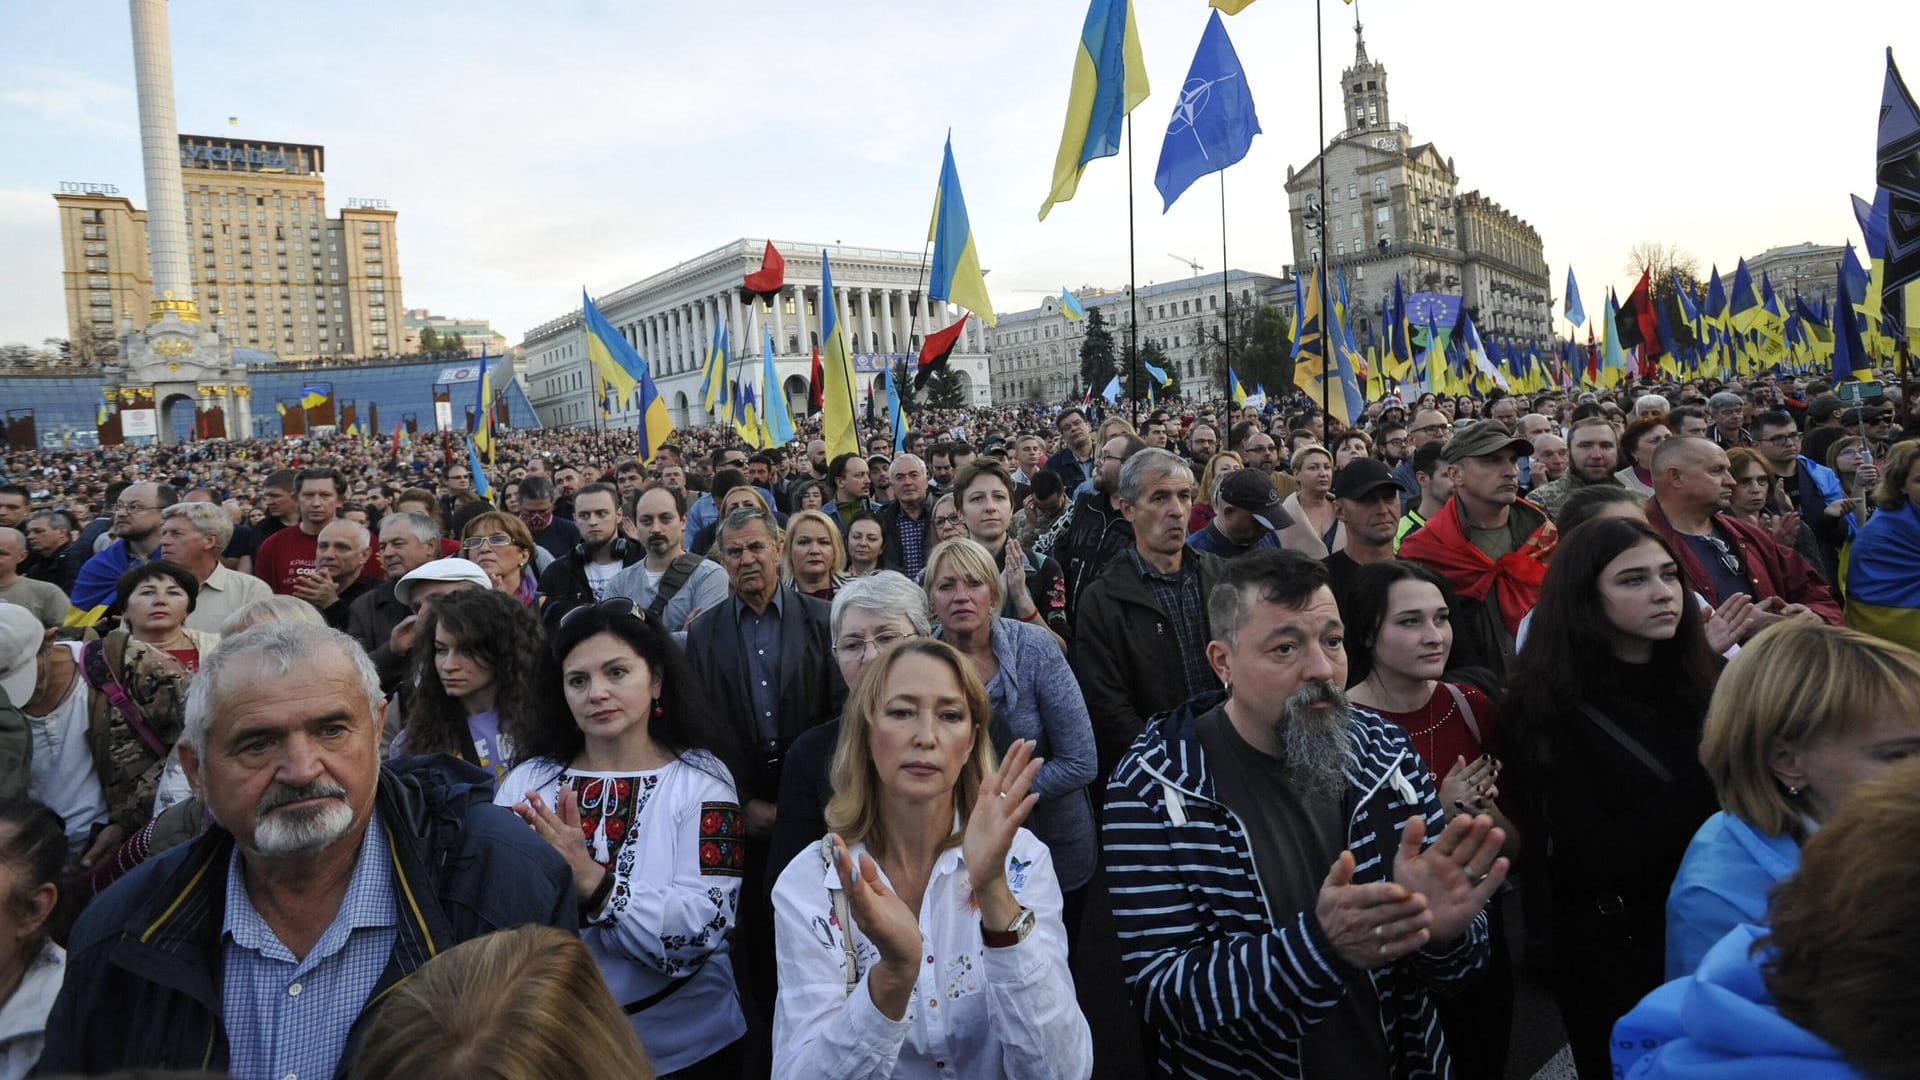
[496,599,745,1079]
[769,638,1092,1080]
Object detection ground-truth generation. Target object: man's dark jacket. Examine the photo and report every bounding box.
[1038,490,1135,624]
[23,540,88,594]
[1069,548,1226,781]
[346,579,411,693]
[39,755,576,1078]
[536,537,645,628]
[876,496,937,575]
[682,586,846,803]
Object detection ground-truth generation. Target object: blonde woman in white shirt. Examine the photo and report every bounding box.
[771,638,1092,1079]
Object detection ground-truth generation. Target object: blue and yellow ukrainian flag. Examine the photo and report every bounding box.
[1038,0,1149,221]
[471,352,494,459]
[818,250,860,460]
[580,288,649,407]
[928,135,996,326]
[300,384,329,411]
[1846,502,1920,650]
[1061,289,1086,320]
[635,344,675,464]
[700,322,730,416]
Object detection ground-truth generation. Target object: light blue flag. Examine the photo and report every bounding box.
[883,367,908,452]
[1101,374,1122,403]
[465,436,490,498]
[1154,11,1260,211]
[760,329,796,446]
[1564,267,1586,328]
[1143,360,1171,386]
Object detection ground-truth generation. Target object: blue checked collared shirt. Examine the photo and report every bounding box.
[222,805,399,1080]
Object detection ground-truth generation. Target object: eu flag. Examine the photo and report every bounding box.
[1153,11,1260,211]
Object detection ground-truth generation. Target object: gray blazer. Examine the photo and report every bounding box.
[940,617,1099,891]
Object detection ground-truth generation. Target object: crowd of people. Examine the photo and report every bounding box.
[0,368,1916,1079]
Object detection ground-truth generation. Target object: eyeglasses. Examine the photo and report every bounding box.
[558,597,649,628]
[934,515,962,529]
[1700,533,1743,577]
[460,532,515,551]
[1410,423,1452,437]
[834,631,909,658]
[1759,432,1802,446]
[722,458,749,469]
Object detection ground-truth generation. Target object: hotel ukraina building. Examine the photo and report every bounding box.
[52,134,405,364]
[522,240,992,431]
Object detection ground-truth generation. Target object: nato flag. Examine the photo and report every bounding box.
[1153,11,1260,211]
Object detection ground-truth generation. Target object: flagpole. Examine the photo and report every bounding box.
[1220,171,1231,410]
[1127,114,1141,419]
[1314,0,1330,425]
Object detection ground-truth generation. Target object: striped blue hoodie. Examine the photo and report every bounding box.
[1103,690,1488,1079]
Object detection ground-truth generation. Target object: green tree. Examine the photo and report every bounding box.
[419,327,441,353]
[1121,338,1180,402]
[889,357,923,414]
[1077,306,1117,393]
[924,364,968,408]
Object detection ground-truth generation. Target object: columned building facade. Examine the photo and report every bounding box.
[988,270,1292,403]
[1284,21,1550,349]
[522,239,992,430]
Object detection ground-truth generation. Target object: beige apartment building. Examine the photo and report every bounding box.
[53,134,408,362]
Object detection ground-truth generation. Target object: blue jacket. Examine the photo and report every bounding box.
[38,755,577,1078]
[1102,691,1488,1079]
[1664,812,1801,980]
[1614,924,1855,1079]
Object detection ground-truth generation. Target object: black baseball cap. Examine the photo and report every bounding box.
[1218,470,1294,532]
[1332,458,1403,501]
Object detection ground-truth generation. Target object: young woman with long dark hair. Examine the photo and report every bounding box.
[396,586,544,779]
[1504,516,1723,1079]
[1345,559,1517,1080]
[496,600,745,1078]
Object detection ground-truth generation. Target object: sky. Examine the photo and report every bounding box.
[2,0,1915,351]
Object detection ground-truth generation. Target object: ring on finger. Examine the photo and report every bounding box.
[1465,869,1487,886]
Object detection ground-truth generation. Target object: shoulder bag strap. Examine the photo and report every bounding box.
[1576,703,1673,784]
[79,640,168,759]
[646,553,706,622]
[1441,682,1482,745]
[821,835,860,996]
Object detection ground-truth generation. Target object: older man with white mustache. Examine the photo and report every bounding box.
[40,622,576,1077]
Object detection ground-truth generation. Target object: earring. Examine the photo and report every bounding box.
[1787,784,1800,796]
[651,700,665,720]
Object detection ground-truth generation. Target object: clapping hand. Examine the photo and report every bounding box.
[1703,593,1758,651]
[1316,851,1431,970]
[964,738,1043,899]
[1438,755,1499,816]
[1000,540,1036,619]
[829,833,924,1020]
[513,783,607,898]
[1391,812,1507,948]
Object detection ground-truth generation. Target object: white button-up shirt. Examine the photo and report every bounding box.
[770,827,1092,1080]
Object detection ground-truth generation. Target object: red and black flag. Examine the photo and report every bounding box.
[915,313,970,390]
[808,346,824,414]
[741,241,785,305]
[1612,267,1661,359]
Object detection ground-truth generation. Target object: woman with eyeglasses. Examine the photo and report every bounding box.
[459,511,539,606]
[780,509,847,601]
[497,600,747,1078]
[394,587,543,781]
[768,572,928,891]
[770,639,1093,1079]
[1503,517,1723,1079]
[923,538,1097,957]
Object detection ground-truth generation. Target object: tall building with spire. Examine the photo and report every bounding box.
[1285,16,1551,351]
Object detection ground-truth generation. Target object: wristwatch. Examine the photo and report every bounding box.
[981,907,1036,949]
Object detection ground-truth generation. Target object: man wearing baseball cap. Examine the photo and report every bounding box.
[1186,470,1326,559]
[1323,460,1409,624]
[0,603,39,799]
[1398,420,1558,673]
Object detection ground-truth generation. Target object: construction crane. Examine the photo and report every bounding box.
[1168,253,1204,275]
